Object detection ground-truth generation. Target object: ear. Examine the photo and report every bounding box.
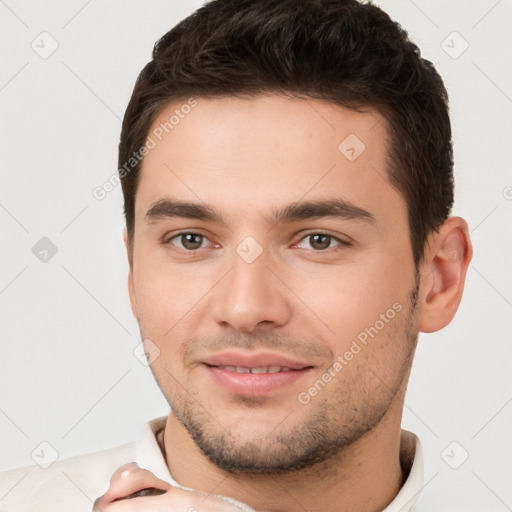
[417,217,473,333]
[123,228,137,319]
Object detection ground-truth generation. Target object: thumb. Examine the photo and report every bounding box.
[94,463,171,507]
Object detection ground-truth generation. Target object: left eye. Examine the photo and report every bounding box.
[168,233,210,250]
[297,234,345,251]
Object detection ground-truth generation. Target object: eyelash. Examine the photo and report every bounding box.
[163,231,352,254]
[164,232,215,252]
[294,233,352,252]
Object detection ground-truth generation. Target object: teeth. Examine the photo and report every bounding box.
[250,367,268,374]
[216,365,293,374]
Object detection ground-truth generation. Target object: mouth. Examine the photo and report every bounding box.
[201,352,314,396]
[208,365,300,374]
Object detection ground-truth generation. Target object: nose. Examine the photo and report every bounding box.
[212,248,293,333]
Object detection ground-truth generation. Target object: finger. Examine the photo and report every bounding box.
[93,463,139,511]
[116,487,167,500]
[97,463,171,504]
[110,464,171,500]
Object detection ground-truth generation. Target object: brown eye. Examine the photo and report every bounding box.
[181,233,203,250]
[169,232,207,250]
[308,234,332,250]
[295,233,349,252]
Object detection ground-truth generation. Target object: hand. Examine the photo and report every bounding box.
[92,462,254,511]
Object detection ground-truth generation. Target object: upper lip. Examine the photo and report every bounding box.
[202,351,314,370]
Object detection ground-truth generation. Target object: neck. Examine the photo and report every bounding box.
[162,395,405,512]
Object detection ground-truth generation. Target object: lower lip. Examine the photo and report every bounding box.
[204,365,311,396]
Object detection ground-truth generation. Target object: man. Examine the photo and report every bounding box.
[0,0,472,510]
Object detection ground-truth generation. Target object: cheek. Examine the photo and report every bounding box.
[290,258,412,354]
[132,251,217,340]
[133,266,175,326]
[132,263,193,380]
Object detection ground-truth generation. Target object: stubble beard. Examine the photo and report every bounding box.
[152,279,420,475]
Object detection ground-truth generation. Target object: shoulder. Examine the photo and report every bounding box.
[0,441,135,512]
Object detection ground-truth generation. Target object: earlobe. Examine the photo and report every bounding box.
[418,217,473,333]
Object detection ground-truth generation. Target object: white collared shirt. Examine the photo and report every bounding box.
[138,417,424,511]
[0,417,424,511]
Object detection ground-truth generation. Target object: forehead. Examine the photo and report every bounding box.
[136,94,403,225]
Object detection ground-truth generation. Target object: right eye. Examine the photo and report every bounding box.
[165,232,211,251]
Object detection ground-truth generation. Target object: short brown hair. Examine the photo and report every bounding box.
[119,0,454,265]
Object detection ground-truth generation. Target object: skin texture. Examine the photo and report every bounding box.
[97,94,472,512]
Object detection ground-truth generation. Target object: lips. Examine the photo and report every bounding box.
[214,365,294,374]
[202,352,312,371]
[201,352,313,396]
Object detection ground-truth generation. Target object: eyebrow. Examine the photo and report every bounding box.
[271,199,375,225]
[144,197,375,226]
[145,199,224,224]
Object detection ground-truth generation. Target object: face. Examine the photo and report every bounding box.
[128,94,420,473]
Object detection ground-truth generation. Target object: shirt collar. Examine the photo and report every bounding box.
[382,430,424,512]
[135,417,424,511]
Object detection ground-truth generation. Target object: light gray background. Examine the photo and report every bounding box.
[1,0,511,510]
